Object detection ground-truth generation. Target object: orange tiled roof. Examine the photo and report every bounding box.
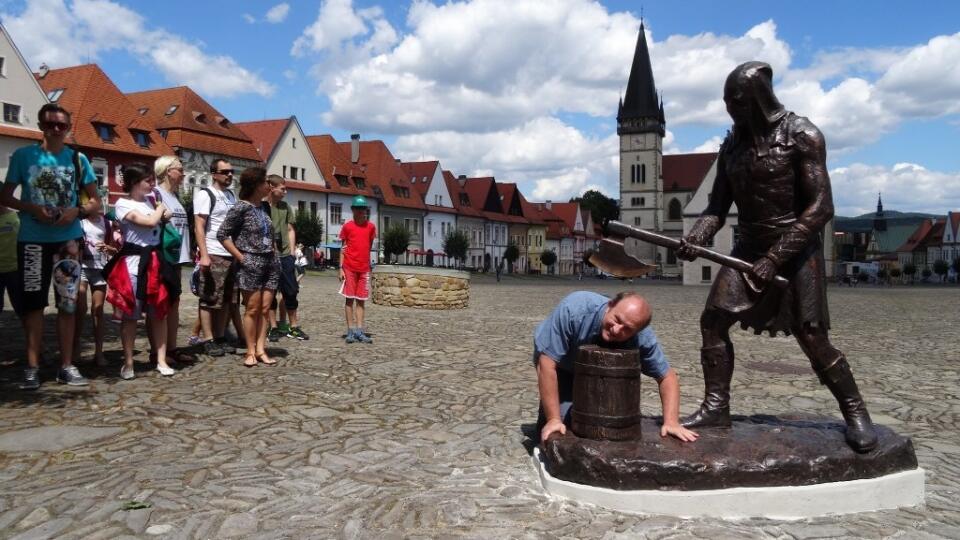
[663,152,718,192]
[518,192,547,226]
[400,161,439,199]
[284,179,329,194]
[0,125,43,141]
[337,140,425,210]
[443,170,484,218]
[896,219,936,253]
[235,118,290,161]
[126,86,261,161]
[550,202,584,234]
[305,135,372,199]
[36,64,173,157]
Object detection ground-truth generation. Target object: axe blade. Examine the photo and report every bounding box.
[584,237,655,278]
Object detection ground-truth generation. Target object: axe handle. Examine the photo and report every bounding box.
[605,221,790,289]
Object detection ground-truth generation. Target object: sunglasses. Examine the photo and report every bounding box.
[40,121,70,132]
[215,170,234,176]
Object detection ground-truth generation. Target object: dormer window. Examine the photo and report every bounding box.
[217,116,229,128]
[336,175,350,187]
[194,112,207,123]
[354,178,365,189]
[158,129,168,139]
[131,130,150,148]
[46,88,65,102]
[93,123,115,143]
[165,105,178,115]
[137,107,148,116]
[460,193,470,207]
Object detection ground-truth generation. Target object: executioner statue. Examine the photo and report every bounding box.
[675,61,877,452]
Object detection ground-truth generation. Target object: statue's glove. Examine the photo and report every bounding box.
[751,256,778,284]
[677,216,719,261]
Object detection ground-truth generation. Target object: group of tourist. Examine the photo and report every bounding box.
[2,103,378,391]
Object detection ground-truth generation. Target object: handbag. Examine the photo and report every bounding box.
[151,189,183,265]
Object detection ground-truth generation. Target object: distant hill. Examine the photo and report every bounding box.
[834,210,939,233]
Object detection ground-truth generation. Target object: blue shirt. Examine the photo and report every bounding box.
[533,291,670,380]
[4,144,96,242]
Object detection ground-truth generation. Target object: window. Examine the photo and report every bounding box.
[330,203,342,225]
[335,175,350,187]
[194,113,207,123]
[158,129,168,139]
[702,266,712,281]
[630,164,635,183]
[298,201,306,214]
[634,216,642,226]
[94,123,114,142]
[132,131,149,148]
[641,163,646,184]
[165,105,178,115]
[383,216,391,230]
[310,201,318,217]
[91,159,107,186]
[668,198,683,220]
[459,193,470,206]
[46,88,65,102]
[292,137,296,148]
[0,57,5,76]
[640,197,645,206]
[427,220,433,236]
[354,178,365,189]
[3,103,21,123]
[290,167,299,180]
[282,166,287,178]
[137,107,148,116]
[631,197,641,206]
[667,248,677,265]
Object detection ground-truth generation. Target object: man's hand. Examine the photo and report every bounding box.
[675,237,700,262]
[199,254,211,269]
[541,418,567,442]
[751,256,777,284]
[660,422,699,442]
[31,204,57,224]
[338,268,345,282]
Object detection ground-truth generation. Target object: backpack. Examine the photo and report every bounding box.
[200,187,236,230]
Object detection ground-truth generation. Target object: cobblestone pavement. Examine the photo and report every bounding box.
[0,273,958,539]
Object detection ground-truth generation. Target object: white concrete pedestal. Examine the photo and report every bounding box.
[533,448,925,520]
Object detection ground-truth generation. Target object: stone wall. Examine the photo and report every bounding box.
[371,265,470,309]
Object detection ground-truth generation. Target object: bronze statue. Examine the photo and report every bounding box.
[676,61,878,453]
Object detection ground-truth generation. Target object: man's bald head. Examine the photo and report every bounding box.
[601,292,652,343]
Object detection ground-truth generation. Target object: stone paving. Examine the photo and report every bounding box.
[0,272,958,539]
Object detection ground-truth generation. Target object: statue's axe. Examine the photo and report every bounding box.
[585,220,790,289]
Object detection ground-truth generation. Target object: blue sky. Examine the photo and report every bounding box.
[3,0,959,216]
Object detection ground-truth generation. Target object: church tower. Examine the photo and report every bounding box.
[873,193,887,232]
[618,20,665,264]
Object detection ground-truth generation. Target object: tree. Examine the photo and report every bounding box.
[877,268,888,283]
[933,259,949,282]
[540,249,557,270]
[293,210,324,250]
[504,242,520,272]
[903,263,916,284]
[857,270,869,284]
[382,224,410,263]
[889,267,902,283]
[921,267,932,280]
[571,189,619,226]
[442,229,470,268]
[953,257,960,276]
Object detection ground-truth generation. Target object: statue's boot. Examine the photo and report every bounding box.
[681,344,733,428]
[815,355,878,453]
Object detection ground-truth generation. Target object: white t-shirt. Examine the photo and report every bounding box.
[194,186,236,257]
[81,215,110,270]
[115,197,160,275]
[156,187,191,264]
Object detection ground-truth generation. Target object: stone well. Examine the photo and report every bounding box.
[371,265,470,309]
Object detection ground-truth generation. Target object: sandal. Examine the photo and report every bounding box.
[243,355,257,368]
[257,354,277,366]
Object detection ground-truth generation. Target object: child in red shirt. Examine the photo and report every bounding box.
[339,196,376,343]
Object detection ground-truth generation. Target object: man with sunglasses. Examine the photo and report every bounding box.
[194,158,239,357]
[0,103,101,390]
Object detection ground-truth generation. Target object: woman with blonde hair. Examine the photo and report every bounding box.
[151,156,192,360]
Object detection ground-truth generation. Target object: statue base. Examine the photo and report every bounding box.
[535,415,925,519]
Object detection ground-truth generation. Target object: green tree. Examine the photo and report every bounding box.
[442,229,470,268]
[933,259,949,282]
[921,267,932,280]
[293,210,324,250]
[571,189,619,226]
[383,224,410,263]
[540,249,557,270]
[504,242,520,272]
[903,263,917,284]
[889,267,902,283]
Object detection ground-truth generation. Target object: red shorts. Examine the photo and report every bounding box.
[339,269,370,300]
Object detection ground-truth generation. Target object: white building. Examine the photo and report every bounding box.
[0,24,46,180]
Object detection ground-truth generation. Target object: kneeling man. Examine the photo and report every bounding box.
[535,291,698,443]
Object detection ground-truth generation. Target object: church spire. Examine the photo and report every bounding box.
[873,192,887,232]
[876,192,884,215]
[618,20,664,136]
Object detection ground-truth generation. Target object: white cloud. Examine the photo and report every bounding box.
[691,136,723,154]
[393,116,619,201]
[830,163,960,216]
[1,0,275,98]
[265,3,290,24]
[243,13,256,24]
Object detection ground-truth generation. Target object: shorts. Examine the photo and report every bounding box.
[236,251,280,292]
[277,255,299,309]
[198,254,236,309]
[16,239,83,315]
[339,268,370,300]
[81,266,107,287]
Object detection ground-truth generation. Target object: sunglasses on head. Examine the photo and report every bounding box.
[40,121,70,132]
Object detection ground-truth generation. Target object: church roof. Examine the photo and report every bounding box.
[663,152,717,192]
[870,224,917,255]
[620,22,661,121]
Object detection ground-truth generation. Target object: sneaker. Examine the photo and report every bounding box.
[203,340,225,357]
[57,365,89,386]
[355,330,373,344]
[345,329,357,344]
[267,326,284,342]
[187,335,203,347]
[120,365,135,380]
[20,367,40,391]
[277,322,291,334]
[287,326,310,340]
[156,365,176,376]
[215,337,236,355]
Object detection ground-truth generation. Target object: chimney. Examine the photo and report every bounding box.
[546,200,552,210]
[457,174,466,187]
[38,63,49,78]
[350,133,360,164]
